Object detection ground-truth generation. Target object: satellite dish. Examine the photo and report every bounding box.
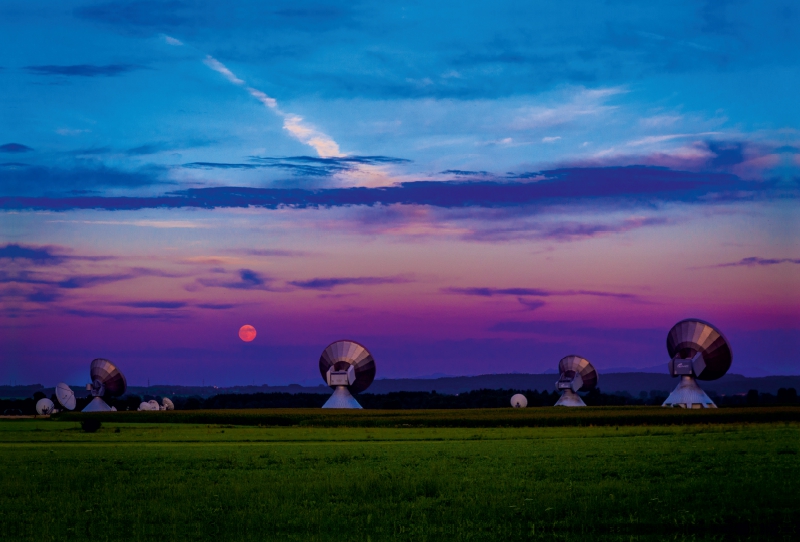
[82,358,127,412]
[36,398,55,415]
[162,397,175,410]
[55,383,76,411]
[147,399,160,410]
[318,340,376,409]
[510,394,527,408]
[138,401,159,411]
[663,319,732,409]
[554,355,598,407]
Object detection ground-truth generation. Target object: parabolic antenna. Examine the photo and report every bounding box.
[55,383,76,411]
[554,355,598,407]
[162,397,175,410]
[510,394,527,408]
[36,398,55,415]
[663,319,732,409]
[82,358,127,412]
[318,340,376,409]
[138,401,158,411]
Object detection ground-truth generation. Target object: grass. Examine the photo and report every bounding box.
[54,405,800,427]
[0,416,798,541]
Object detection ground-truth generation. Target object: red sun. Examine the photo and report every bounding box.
[238,324,257,342]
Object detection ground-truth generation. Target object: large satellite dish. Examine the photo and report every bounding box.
[510,394,527,408]
[318,340,376,409]
[55,383,76,411]
[162,397,175,410]
[554,355,598,407]
[36,398,55,415]
[82,358,127,412]
[663,319,732,408]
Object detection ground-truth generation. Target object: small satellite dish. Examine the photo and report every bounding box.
[55,383,76,411]
[36,398,55,415]
[138,401,158,411]
[554,355,598,407]
[663,319,732,409]
[510,394,527,408]
[82,358,127,412]
[147,399,160,410]
[318,340,376,409]
[162,397,175,410]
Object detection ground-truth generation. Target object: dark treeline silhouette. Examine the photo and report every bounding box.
[2,387,798,414]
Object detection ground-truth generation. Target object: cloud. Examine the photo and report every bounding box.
[3,165,774,212]
[0,143,33,153]
[0,164,165,197]
[517,298,547,311]
[184,155,411,177]
[442,286,639,300]
[542,136,561,143]
[289,275,412,291]
[24,64,143,77]
[0,244,63,265]
[117,300,188,309]
[196,303,237,310]
[229,248,309,257]
[196,268,275,290]
[711,257,800,268]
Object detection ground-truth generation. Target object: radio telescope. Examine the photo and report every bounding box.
[82,358,127,412]
[36,398,55,415]
[663,319,732,409]
[162,397,175,410]
[318,340,376,409]
[55,383,76,411]
[554,355,598,407]
[510,394,527,408]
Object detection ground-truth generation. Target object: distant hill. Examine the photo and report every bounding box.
[3,373,798,399]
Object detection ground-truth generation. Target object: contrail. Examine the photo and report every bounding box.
[167,35,341,158]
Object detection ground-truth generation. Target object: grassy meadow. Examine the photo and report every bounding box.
[0,412,798,541]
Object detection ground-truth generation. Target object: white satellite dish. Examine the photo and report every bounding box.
[55,383,76,411]
[138,401,160,411]
[36,398,55,415]
[510,394,527,408]
[147,399,160,410]
[162,397,175,410]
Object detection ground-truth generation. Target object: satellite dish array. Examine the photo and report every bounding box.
[138,398,174,411]
[47,318,731,413]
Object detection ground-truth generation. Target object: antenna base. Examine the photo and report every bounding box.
[554,388,586,407]
[662,375,717,408]
[82,397,113,412]
[322,386,363,409]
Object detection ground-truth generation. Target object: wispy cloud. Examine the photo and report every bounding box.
[24,64,143,77]
[443,286,639,300]
[196,268,275,290]
[289,275,413,291]
[0,143,33,153]
[710,256,800,268]
[183,155,410,177]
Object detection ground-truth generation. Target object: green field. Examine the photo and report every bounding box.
[1,411,798,541]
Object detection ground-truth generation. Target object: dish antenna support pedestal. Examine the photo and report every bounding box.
[555,388,586,407]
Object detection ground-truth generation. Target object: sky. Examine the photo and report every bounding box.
[1,0,798,387]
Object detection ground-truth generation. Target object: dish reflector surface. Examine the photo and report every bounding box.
[510,394,527,408]
[36,398,55,415]
[90,358,127,397]
[557,355,598,391]
[666,319,732,381]
[318,340,376,393]
[55,383,76,410]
